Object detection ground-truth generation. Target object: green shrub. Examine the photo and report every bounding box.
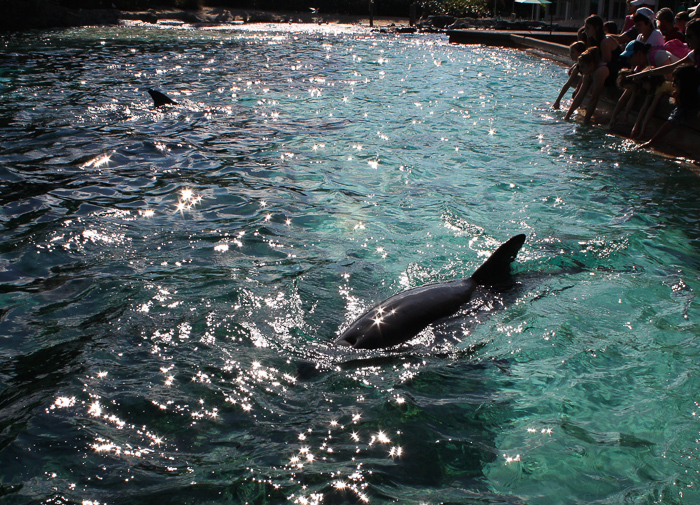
[174,0,203,9]
[419,0,491,18]
[107,0,153,9]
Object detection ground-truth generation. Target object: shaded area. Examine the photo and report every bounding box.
[0,337,90,452]
[0,0,416,32]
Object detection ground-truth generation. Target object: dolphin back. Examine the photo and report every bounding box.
[469,234,526,287]
[334,234,526,350]
[147,88,178,108]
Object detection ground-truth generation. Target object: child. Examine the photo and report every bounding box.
[553,41,587,110]
[604,20,619,35]
[630,73,669,139]
[564,47,610,124]
[639,65,700,148]
[609,69,642,129]
[675,11,690,35]
[632,18,700,81]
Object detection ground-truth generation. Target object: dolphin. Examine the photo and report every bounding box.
[147,88,178,108]
[334,234,526,350]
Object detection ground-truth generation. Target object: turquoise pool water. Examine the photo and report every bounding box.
[1,23,700,504]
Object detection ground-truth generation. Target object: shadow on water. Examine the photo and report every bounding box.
[0,336,89,452]
[0,282,128,451]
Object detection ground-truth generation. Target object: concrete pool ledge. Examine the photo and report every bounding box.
[447,29,700,163]
[446,29,577,51]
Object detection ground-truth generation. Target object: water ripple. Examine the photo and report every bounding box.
[1,24,700,505]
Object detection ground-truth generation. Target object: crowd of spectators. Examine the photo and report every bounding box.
[554,0,700,150]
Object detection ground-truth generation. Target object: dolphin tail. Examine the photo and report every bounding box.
[470,234,526,287]
[147,88,178,108]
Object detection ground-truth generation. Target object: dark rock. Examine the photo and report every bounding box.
[215,10,233,23]
[246,11,276,23]
[448,18,475,29]
[182,11,205,23]
[427,15,456,29]
[143,12,159,24]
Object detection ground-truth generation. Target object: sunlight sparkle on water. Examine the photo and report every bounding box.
[52,396,76,409]
[389,446,403,458]
[504,454,522,464]
[175,187,202,213]
[81,151,113,169]
[369,430,391,445]
[180,188,193,201]
[88,401,102,417]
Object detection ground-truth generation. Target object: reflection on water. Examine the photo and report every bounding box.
[1,22,700,505]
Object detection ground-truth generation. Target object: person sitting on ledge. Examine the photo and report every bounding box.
[634,7,665,47]
[609,39,683,135]
[624,0,654,33]
[622,39,683,72]
[553,41,587,110]
[608,69,643,129]
[564,47,610,124]
[656,7,685,43]
[675,11,690,35]
[639,65,700,148]
[604,20,619,35]
[584,14,622,64]
[582,14,625,90]
[577,25,588,45]
[613,0,655,46]
[632,18,700,82]
[629,73,669,139]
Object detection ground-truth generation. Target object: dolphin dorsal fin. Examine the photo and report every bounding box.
[147,88,178,108]
[470,234,526,287]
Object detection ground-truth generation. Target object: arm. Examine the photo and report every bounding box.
[553,69,579,109]
[621,89,638,124]
[610,32,633,46]
[631,94,653,138]
[639,119,676,148]
[639,92,665,138]
[633,53,693,79]
[571,78,584,102]
[653,54,679,81]
[564,74,592,120]
[582,67,609,124]
[608,88,633,128]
